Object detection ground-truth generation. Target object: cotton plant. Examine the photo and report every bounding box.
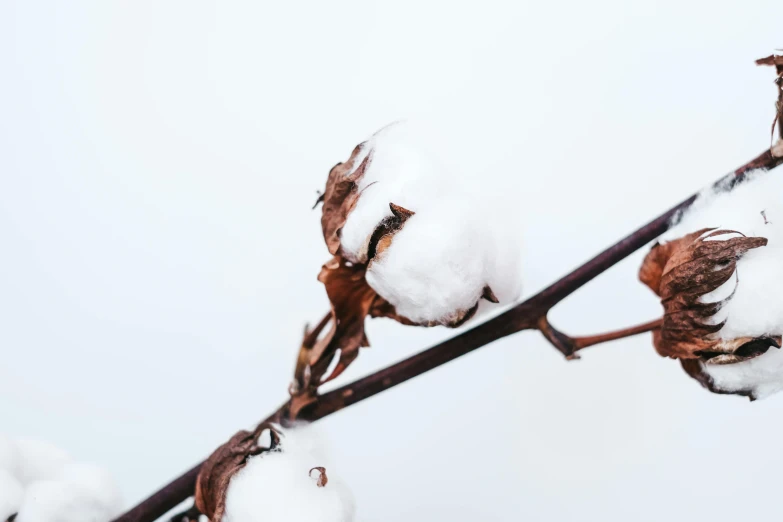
[639,170,783,400]
[0,435,122,522]
[195,424,354,522]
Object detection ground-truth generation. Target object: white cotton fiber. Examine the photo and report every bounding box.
[667,171,783,397]
[13,439,73,486]
[366,198,522,325]
[0,434,18,476]
[15,462,123,522]
[338,121,524,325]
[0,469,24,521]
[223,426,355,522]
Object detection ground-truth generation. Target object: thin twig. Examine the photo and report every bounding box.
[112,146,782,522]
[538,316,662,357]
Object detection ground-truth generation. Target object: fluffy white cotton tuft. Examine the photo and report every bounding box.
[0,434,18,477]
[338,121,523,325]
[366,198,522,325]
[0,469,24,521]
[15,462,123,522]
[0,435,122,522]
[223,425,355,522]
[668,171,783,397]
[13,439,72,486]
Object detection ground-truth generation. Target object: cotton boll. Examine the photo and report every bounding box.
[665,172,783,398]
[13,439,72,486]
[222,427,354,522]
[0,469,23,521]
[320,120,523,331]
[15,462,123,522]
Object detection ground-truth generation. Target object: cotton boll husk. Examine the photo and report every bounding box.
[366,197,523,325]
[222,426,354,522]
[15,462,123,522]
[338,121,462,263]
[667,172,783,397]
[0,469,24,521]
[13,439,72,486]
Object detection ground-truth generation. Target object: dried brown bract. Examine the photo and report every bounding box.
[195,423,281,522]
[756,54,783,141]
[320,145,371,257]
[640,228,769,362]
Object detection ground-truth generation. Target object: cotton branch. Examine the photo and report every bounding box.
[114,57,783,522]
[113,145,783,522]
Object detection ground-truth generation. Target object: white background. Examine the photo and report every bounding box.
[2,1,783,520]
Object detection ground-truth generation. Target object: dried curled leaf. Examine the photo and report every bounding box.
[639,228,767,360]
[195,423,281,522]
[289,257,419,419]
[320,145,371,256]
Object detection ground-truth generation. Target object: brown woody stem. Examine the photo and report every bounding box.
[114,145,783,522]
[537,316,662,359]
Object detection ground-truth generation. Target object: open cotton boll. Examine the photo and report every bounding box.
[13,439,72,486]
[15,462,123,522]
[663,172,783,398]
[0,469,24,521]
[222,427,354,522]
[338,121,461,263]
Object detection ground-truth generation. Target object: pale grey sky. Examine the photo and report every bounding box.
[1,1,783,520]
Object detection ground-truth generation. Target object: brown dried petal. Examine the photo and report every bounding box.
[320,145,371,256]
[195,423,281,522]
[639,228,767,360]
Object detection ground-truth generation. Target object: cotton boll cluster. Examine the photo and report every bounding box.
[0,435,122,522]
[222,426,355,522]
[665,171,783,399]
[330,121,523,327]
